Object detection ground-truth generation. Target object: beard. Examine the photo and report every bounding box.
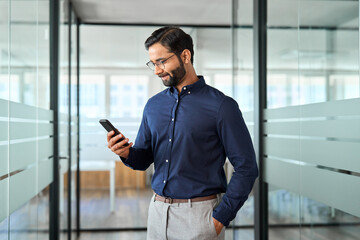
[159,60,186,87]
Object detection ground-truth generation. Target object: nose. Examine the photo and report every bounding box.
[154,64,163,75]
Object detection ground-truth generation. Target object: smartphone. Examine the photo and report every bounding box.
[99,119,129,146]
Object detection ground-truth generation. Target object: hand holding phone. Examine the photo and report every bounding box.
[99,119,129,146]
[100,119,132,158]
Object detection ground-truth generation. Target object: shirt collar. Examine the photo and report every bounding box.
[170,76,206,95]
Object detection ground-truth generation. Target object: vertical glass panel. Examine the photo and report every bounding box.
[9,1,38,239]
[0,0,9,102]
[232,0,256,239]
[80,25,153,230]
[298,0,360,238]
[0,179,9,240]
[267,0,299,109]
[37,1,51,237]
[59,0,70,238]
[298,0,359,104]
[70,10,78,235]
[195,28,232,95]
[38,0,50,110]
[267,0,302,239]
[0,6,9,238]
[266,0,360,240]
[268,186,301,239]
[9,0,38,106]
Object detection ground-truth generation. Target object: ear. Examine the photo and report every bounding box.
[182,49,192,64]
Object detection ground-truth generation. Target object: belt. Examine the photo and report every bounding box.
[154,194,217,204]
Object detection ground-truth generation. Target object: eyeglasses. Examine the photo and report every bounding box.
[146,54,176,71]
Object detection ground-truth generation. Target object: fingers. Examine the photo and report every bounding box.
[107,133,123,148]
[113,142,133,156]
[110,137,130,152]
[107,130,115,143]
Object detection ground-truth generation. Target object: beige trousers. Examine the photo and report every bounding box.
[146,194,225,240]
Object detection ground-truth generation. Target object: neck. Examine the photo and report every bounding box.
[176,68,198,94]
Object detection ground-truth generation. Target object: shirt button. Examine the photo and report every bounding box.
[169,139,172,142]
[166,159,169,163]
[183,87,187,90]
[176,100,178,102]
[188,91,191,94]
[163,180,166,183]
[172,118,174,121]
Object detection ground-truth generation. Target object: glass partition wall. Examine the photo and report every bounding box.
[0,0,53,240]
[266,0,360,239]
[2,0,359,240]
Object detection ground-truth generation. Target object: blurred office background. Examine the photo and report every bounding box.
[0,0,359,240]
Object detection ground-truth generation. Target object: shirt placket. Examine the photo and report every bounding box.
[161,92,180,194]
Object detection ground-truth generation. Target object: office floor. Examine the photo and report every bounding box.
[68,188,360,240]
[5,188,359,240]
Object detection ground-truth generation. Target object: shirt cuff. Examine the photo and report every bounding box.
[212,203,235,227]
[119,147,133,165]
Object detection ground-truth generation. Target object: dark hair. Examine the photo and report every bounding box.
[144,26,194,64]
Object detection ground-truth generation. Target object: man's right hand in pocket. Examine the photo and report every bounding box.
[107,130,133,159]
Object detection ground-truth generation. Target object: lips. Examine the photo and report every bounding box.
[160,74,169,80]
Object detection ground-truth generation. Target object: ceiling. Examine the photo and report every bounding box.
[2,0,359,72]
[71,0,235,26]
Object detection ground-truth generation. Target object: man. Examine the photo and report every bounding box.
[107,26,258,240]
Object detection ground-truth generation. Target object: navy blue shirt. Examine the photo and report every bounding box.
[121,76,258,226]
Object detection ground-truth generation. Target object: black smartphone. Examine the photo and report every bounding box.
[99,119,129,146]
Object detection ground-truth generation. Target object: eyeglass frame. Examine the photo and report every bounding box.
[146,54,176,71]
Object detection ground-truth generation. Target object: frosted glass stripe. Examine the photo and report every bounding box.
[38,108,53,121]
[300,98,360,118]
[9,167,36,213]
[0,122,7,141]
[264,157,300,193]
[9,101,36,120]
[265,98,360,120]
[264,121,300,136]
[301,166,360,218]
[9,141,36,172]
[265,136,360,172]
[10,122,36,140]
[0,145,8,176]
[38,122,53,137]
[38,159,53,191]
[301,140,360,173]
[264,106,300,119]
[0,99,8,117]
[0,178,8,222]
[38,138,53,161]
[265,158,360,218]
[264,137,300,160]
[265,120,360,139]
[300,119,360,139]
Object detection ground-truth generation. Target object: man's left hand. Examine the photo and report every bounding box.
[212,217,224,235]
